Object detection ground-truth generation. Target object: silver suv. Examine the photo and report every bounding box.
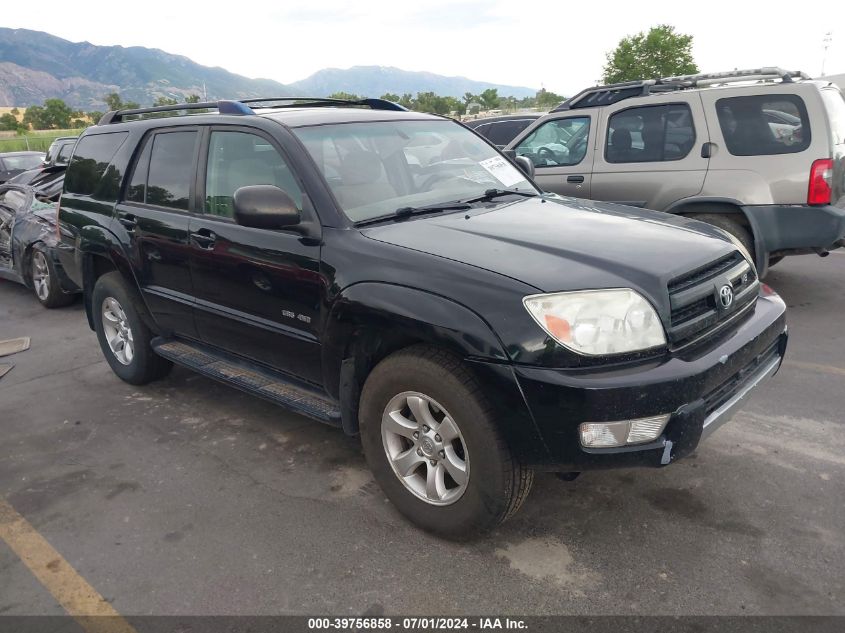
[507,68,845,276]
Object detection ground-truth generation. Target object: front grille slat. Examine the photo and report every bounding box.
[666,251,758,349]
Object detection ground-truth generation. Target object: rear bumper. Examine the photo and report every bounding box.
[743,203,845,268]
[493,292,787,471]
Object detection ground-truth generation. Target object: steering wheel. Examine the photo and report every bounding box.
[420,172,462,192]
[536,146,557,164]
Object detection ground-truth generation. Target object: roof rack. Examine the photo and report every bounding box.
[98,96,407,125]
[552,67,811,112]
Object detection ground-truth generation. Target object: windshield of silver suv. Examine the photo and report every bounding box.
[293,120,537,222]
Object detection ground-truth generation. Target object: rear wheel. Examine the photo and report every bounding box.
[29,243,74,308]
[768,255,784,268]
[359,345,533,539]
[92,271,172,385]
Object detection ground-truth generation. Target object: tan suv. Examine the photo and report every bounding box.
[507,68,845,276]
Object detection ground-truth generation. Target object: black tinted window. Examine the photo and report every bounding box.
[146,131,197,210]
[606,104,695,163]
[126,138,152,203]
[486,120,533,146]
[716,94,810,156]
[65,133,128,196]
[56,142,74,164]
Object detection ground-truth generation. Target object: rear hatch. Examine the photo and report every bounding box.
[821,86,845,208]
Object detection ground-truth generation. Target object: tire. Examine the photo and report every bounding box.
[692,213,755,262]
[359,345,533,539]
[92,271,172,385]
[29,243,75,308]
[768,255,784,268]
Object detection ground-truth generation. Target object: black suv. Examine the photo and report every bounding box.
[57,97,788,538]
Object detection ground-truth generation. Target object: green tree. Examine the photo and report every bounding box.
[603,24,698,83]
[327,91,360,101]
[536,89,565,110]
[104,93,140,111]
[0,113,21,131]
[10,107,19,116]
[153,96,180,106]
[380,93,401,103]
[185,94,201,103]
[23,105,46,130]
[398,93,414,109]
[478,88,500,111]
[87,111,104,124]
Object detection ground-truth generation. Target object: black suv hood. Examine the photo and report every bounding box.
[362,196,737,297]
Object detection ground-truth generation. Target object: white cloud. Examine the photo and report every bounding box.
[5,0,844,96]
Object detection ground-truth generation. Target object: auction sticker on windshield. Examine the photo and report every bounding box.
[478,156,524,187]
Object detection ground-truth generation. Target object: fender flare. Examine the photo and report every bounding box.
[321,282,510,434]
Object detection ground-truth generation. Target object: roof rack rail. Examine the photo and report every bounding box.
[552,67,811,112]
[98,96,407,124]
[239,97,408,111]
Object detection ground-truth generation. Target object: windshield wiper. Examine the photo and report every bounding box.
[460,188,540,204]
[355,201,472,227]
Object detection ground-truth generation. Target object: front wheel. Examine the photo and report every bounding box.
[92,272,172,385]
[359,345,533,539]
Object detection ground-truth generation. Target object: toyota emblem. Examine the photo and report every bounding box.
[719,284,734,309]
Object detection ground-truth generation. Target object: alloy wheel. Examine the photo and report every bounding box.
[101,297,135,366]
[31,251,50,301]
[381,391,470,506]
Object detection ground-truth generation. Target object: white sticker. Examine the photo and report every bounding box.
[478,156,525,188]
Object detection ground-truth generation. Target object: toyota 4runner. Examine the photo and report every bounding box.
[56,97,788,538]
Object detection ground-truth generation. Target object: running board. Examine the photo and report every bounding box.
[151,338,342,426]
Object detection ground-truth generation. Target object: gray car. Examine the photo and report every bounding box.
[507,67,845,276]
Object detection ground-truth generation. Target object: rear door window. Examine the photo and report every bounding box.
[485,121,531,146]
[821,89,845,145]
[144,131,198,210]
[716,94,810,155]
[605,104,696,163]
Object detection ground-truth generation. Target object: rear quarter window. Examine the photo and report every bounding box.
[821,88,845,145]
[716,94,810,156]
[64,132,129,198]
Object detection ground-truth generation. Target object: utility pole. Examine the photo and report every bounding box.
[821,32,832,77]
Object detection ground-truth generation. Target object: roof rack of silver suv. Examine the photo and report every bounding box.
[98,97,407,124]
[552,67,811,112]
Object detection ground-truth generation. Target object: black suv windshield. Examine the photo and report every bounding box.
[293,120,537,222]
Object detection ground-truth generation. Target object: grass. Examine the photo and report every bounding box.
[0,128,85,153]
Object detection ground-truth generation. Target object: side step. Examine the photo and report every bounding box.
[152,338,342,426]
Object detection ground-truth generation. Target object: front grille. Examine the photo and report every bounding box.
[667,251,758,348]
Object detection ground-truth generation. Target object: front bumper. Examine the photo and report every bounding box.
[500,292,787,470]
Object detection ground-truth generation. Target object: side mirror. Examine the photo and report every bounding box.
[233,185,301,230]
[515,155,535,179]
[502,149,517,161]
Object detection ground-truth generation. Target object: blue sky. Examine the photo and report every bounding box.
[6,0,844,95]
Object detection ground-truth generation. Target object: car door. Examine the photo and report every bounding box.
[589,96,708,209]
[188,127,324,384]
[509,112,596,197]
[114,127,201,338]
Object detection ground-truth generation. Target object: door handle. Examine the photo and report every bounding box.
[190,229,217,249]
[567,175,585,183]
[118,214,137,230]
[701,142,716,158]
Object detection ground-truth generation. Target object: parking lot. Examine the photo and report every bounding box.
[1,253,843,617]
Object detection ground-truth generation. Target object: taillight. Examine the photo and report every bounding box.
[808,159,833,205]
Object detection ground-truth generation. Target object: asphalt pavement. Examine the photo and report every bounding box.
[0,253,843,617]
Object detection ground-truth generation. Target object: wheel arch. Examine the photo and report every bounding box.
[666,198,768,272]
[78,226,153,332]
[322,282,510,436]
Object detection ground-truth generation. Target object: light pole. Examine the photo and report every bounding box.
[821,32,832,77]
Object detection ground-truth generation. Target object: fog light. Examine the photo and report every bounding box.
[579,414,670,448]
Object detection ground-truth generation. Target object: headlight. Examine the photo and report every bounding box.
[523,289,666,356]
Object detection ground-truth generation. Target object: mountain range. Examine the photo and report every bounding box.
[0,28,536,108]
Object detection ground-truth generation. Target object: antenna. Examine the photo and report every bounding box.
[822,32,832,77]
